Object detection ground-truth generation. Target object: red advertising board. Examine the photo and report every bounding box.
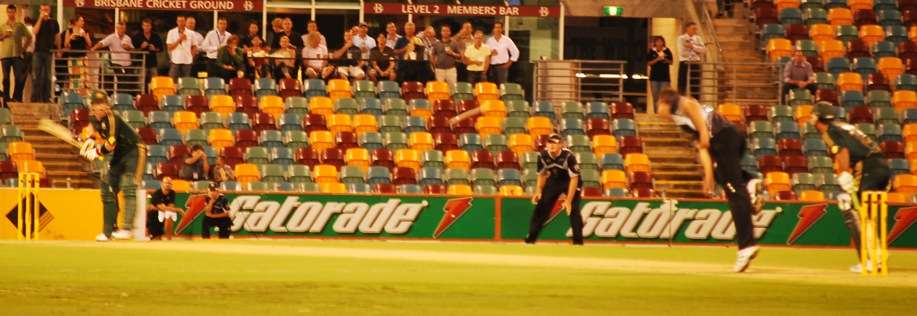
[364,2,560,17]
[63,0,262,12]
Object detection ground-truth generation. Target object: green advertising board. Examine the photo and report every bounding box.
[169,193,917,248]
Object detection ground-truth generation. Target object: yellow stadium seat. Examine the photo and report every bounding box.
[395,149,422,171]
[907,142,917,160]
[911,158,917,174]
[799,190,825,202]
[408,132,435,151]
[170,180,192,193]
[234,163,261,184]
[327,114,353,134]
[309,96,334,117]
[592,135,619,156]
[878,57,905,83]
[818,39,846,61]
[352,114,379,135]
[718,103,744,124]
[601,169,627,190]
[313,164,339,184]
[308,130,335,153]
[910,26,917,42]
[794,104,814,124]
[499,185,525,196]
[765,172,792,193]
[859,24,885,47]
[258,95,285,118]
[508,133,535,155]
[475,116,504,136]
[172,111,199,133]
[327,79,352,101]
[894,174,917,193]
[474,82,499,100]
[837,72,864,92]
[526,116,554,138]
[150,76,175,100]
[808,24,835,43]
[624,153,651,173]
[847,0,873,12]
[424,81,450,102]
[767,38,794,62]
[445,150,471,170]
[345,147,371,171]
[905,124,917,143]
[447,184,473,195]
[480,99,507,117]
[320,182,347,193]
[775,0,801,11]
[207,128,234,150]
[828,8,854,26]
[893,90,917,110]
[209,95,235,116]
[7,141,35,164]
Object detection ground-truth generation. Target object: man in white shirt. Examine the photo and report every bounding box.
[676,22,706,99]
[91,22,134,92]
[301,32,333,79]
[185,16,205,75]
[384,22,401,49]
[351,23,376,61]
[166,16,194,79]
[202,17,231,78]
[484,22,519,84]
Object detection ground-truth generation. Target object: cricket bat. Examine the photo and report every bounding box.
[37,119,82,149]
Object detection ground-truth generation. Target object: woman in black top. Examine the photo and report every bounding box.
[647,36,673,112]
[62,16,92,90]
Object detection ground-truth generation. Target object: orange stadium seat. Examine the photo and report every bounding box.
[767,38,794,62]
[170,180,192,192]
[799,190,826,201]
[837,72,864,92]
[258,95,285,119]
[16,159,46,177]
[775,0,801,12]
[309,130,335,153]
[508,133,535,154]
[893,90,917,110]
[526,117,554,137]
[809,24,836,43]
[352,114,379,134]
[828,8,854,26]
[906,142,917,160]
[475,116,504,136]
[910,26,917,42]
[207,128,234,150]
[893,174,917,193]
[592,135,619,156]
[320,182,347,193]
[234,163,261,183]
[718,103,744,124]
[904,124,917,143]
[601,169,627,190]
[7,142,35,164]
[150,76,175,100]
[327,114,353,134]
[886,192,910,203]
[878,57,905,82]
[624,153,651,173]
[445,150,471,170]
[794,104,814,124]
[818,39,847,61]
[172,111,199,133]
[424,81,450,102]
[408,132,435,151]
[345,147,371,171]
[447,184,473,195]
[474,82,499,100]
[859,25,885,47]
[847,0,873,12]
[480,99,507,117]
[309,96,335,117]
[765,172,792,193]
[395,149,422,171]
[327,79,352,101]
[499,184,524,196]
[313,164,339,183]
[209,95,235,116]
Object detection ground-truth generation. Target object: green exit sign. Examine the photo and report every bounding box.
[603,6,623,16]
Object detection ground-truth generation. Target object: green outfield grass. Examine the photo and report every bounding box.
[1,240,916,315]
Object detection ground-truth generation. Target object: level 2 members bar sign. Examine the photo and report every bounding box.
[64,0,262,12]
[365,2,560,17]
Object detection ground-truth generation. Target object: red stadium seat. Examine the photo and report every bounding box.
[401,81,425,100]
[430,116,453,134]
[816,89,838,104]
[228,78,253,95]
[610,101,635,119]
[184,95,209,116]
[278,78,302,98]
[847,39,871,58]
[847,106,875,124]
[134,94,159,114]
[494,151,519,169]
[629,171,653,189]
[453,118,476,134]
[777,139,803,156]
[372,148,395,169]
[758,155,784,173]
[900,41,917,60]
[0,159,17,181]
[782,155,809,174]
[744,104,769,122]
[619,136,643,155]
[303,114,327,132]
[433,99,457,117]
[234,129,259,149]
[69,107,90,135]
[295,147,320,166]
[632,187,655,198]
[470,150,495,169]
[137,127,158,145]
[424,184,447,194]
[321,147,345,169]
[434,133,459,152]
[775,190,797,200]
[881,141,906,158]
[154,162,179,180]
[785,24,809,42]
[374,183,396,194]
[168,144,189,165]
[221,146,245,167]
[754,5,779,27]
[250,112,277,132]
[582,186,603,197]
[867,72,891,92]
[335,132,358,149]
[854,9,877,26]
[457,99,479,114]
[393,167,417,184]
[586,118,611,137]
[234,95,259,116]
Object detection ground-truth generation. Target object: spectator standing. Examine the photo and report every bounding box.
[21,16,33,102]
[647,36,673,112]
[782,50,816,103]
[485,22,518,84]
[677,22,706,99]
[90,22,134,92]
[266,17,283,50]
[303,20,327,48]
[209,157,235,183]
[1,5,32,102]
[418,26,438,82]
[301,32,333,80]
[332,30,365,80]
[463,30,491,85]
[202,17,232,78]
[272,18,301,50]
[166,16,194,80]
[432,25,462,86]
[179,144,209,181]
[30,3,58,103]
[240,20,260,50]
[185,17,205,75]
[369,32,396,82]
[384,22,401,49]
[146,176,184,240]
[352,23,376,67]
[394,22,425,82]
[216,35,246,81]
[201,183,232,239]
[453,21,474,82]
[132,18,163,89]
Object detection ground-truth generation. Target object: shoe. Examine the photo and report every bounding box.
[747,179,765,215]
[111,229,132,240]
[95,233,110,242]
[850,261,874,273]
[734,246,760,273]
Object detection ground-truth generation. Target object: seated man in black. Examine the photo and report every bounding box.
[146,176,184,240]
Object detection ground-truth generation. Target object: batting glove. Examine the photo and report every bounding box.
[837,171,857,194]
[80,139,100,161]
[836,193,853,212]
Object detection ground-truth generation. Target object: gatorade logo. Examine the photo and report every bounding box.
[786,203,828,245]
[889,206,917,243]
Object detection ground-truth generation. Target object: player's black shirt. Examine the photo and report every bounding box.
[536,148,582,189]
[205,194,230,215]
[90,113,140,166]
[824,122,882,166]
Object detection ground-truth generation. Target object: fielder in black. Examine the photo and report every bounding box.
[811,103,891,273]
[525,134,584,245]
[657,88,764,272]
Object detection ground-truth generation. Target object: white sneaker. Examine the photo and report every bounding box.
[111,229,132,240]
[747,179,765,215]
[95,233,110,242]
[734,246,760,273]
[850,261,874,273]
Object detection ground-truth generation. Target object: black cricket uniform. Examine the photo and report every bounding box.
[147,189,176,238]
[526,148,584,244]
[202,194,232,239]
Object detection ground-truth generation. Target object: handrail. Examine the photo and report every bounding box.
[51,49,149,98]
[692,0,724,59]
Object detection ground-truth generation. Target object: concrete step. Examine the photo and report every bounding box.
[652,162,701,172]
[653,170,704,181]
[654,180,704,191]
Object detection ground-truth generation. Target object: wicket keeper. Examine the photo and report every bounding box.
[80,91,147,241]
[526,134,584,245]
[811,103,891,273]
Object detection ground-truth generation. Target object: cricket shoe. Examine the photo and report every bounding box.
[849,261,875,273]
[733,246,760,273]
[747,178,765,215]
[111,229,132,240]
[95,233,110,242]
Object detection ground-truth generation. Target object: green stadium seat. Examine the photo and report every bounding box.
[405,116,427,133]
[203,77,226,96]
[379,115,405,133]
[199,112,224,130]
[815,72,836,89]
[368,166,392,184]
[422,150,445,169]
[503,117,528,134]
[359,132,384,150]
[872,41,898,58]
[586,102,610,119]
[357,97,383,115]
[500,83,525,101]
[352,80,376,98]
[260,164,287,183]
[259,130,284,148]
[377,80,401,99]
[283,131,309,149]
[895,74,917,91]
[148,111,172,129]
[285,96,309,115]
[244,146,270,164]
[445,168,470,185]
[304,79,327,97]
[483,134,508,153]
[452,82,473,100]
[335,98,359,115]
[177,77,202,96]
[340,166,367,184]
[183,129,209,147]
[505,100,530,118]
[122,110,147,129]
[419,167,444,186]
[792,172,817,191]
[560,101,585,120]
[383,132,409,150]
[459,133,483,152]
[867,90,892,108]
[288,164,312,183]
[474,184,498,195]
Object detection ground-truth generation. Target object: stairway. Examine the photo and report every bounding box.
[8,103,97,189]
[709,4,780,104]
[635,113,706,199]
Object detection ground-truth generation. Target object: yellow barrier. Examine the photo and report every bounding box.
[0,188,103,240]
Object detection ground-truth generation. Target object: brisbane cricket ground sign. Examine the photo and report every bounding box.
[63,0,262,12]
[168,192,917,248]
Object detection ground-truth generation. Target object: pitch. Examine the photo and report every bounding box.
[1,240,915,315]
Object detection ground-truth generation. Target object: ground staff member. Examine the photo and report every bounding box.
[526,134,584,245]
[202,183,232,239]
[656,88,763,272]
[80,91,146,241]
[811,103,891,273]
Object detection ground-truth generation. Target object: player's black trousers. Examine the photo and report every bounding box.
[202,217,232,239]
[709,125,757,250]
[525,185,584,245]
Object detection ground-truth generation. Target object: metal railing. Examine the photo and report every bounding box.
[52,50,148,99]
[686,61,781,105]
[692,0,724,58]
[532,59,627,104]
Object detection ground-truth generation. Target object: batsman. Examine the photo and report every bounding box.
[811,103,891,273]
[80,91,147,241]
